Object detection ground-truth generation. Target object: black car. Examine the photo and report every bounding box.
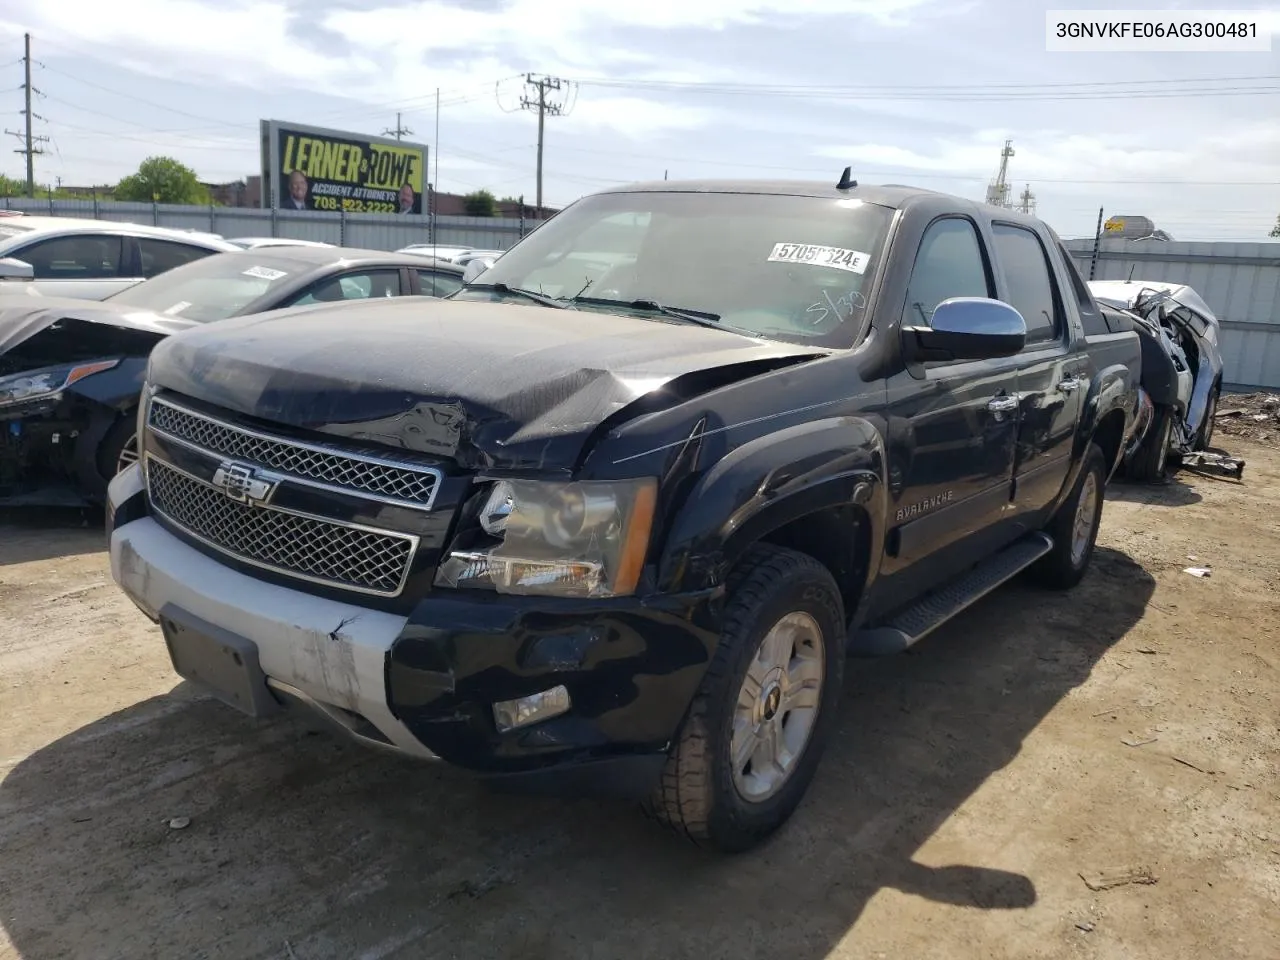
[107,176,1141,852]
[0,246,466,505]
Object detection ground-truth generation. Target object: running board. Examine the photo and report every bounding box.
[850,532,1054,656]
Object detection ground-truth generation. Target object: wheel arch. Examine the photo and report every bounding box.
[655,416,888,613]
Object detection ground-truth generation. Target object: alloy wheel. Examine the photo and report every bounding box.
[729,611,825,802]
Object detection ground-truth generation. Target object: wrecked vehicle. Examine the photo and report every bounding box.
[107,176,1142,852]
[0,247,466,505]
[1089,280,1225,482]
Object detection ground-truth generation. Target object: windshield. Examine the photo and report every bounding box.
[453,190,895,347]
[105,252,304,321]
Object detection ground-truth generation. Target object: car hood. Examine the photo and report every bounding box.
[147,297,824,471]
[0,295,198,356]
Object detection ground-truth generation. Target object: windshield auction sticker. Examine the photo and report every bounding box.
[243,265,288,281]
[768,243,870,274]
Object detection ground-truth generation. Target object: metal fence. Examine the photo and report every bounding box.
[1064,237,1280,389]
[4,197,1276,389]
[0,196,530,252]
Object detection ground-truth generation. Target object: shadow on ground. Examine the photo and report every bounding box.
[0,548,1154,960]
[1105,477,1203,507]
[0,509,108,566]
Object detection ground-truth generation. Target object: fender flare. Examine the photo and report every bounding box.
[655,416,887,595]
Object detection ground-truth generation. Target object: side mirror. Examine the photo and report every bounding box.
[463,257,495,284]
[902,297,1026,362]
[0,257,34,281]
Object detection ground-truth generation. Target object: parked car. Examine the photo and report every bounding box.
[106,175,1141,852]
[1089,280,1224,481]
[396,243,476,262]
[226,237,336,250]
[0,246,466,505]
[0,216,240,300]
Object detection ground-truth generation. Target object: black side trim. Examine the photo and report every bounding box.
[896,483,1009,562]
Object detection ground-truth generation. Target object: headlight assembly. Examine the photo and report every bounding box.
[436,478,658,598]
[0,359,119,408]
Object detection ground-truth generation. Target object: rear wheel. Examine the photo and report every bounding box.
[643,544,845,853]
[1030,442,1106,590]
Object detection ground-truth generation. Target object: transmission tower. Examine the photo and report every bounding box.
[984,139,1015,208]
[382,112,412,141]
[518,74,570,219]
[4,33,48,198]
[1016,183,1037,216]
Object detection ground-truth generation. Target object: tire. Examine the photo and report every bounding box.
[1030,442,1106,590]
[1193,383,1219,451]
[1127,403,1173,483]
[642,544,846,853]
[89,412,139,502]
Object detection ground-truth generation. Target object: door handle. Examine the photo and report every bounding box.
[987,394,1019,413]
[1057,376,1083,394]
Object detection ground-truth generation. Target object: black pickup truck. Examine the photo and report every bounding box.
[107,175,1142,853]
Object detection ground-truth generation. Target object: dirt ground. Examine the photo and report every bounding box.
[1,439,1277,960]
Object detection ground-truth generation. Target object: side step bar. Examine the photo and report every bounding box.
[850,532,1054,656]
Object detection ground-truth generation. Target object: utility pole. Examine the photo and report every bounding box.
[519,74,568,219]
[382,112,412,141]
[4,33,48,198]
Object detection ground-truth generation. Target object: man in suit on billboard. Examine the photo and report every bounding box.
[397,182,417,214]
[284,170,310,210]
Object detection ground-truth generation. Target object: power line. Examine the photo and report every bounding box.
[3,34,48,197]
[574,73,1280,92]
[382,112,412,141]
[518,74,573,218]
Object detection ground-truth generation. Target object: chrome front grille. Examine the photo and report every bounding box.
[146,458,416,596]
[147,398,441,508]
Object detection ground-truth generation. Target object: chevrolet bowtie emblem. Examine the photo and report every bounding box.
[210,461,279,505]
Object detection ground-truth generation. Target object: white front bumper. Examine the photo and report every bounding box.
[107,463,435,759]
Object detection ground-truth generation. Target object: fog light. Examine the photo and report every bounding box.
[493,685,571,733]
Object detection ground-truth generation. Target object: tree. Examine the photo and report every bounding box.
[1271,214,1279,238]
[463,189,496,217]
[114,156,210,205]
[0,173,22,197]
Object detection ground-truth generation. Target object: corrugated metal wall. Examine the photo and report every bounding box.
[4,198,1276,388]
[0,197,529,252]
[1064,237,1280,389]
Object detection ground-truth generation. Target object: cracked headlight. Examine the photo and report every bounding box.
[0,359,120,408]
[436,478,658,598]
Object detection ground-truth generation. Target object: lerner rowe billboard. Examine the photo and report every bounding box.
[260,119,428,215]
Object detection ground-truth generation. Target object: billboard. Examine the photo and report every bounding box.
[260,119,428,215]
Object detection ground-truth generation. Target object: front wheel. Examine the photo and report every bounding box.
[1193,383,1219,451]
[1126,403,1173,483]
[643,544,846,853]
[86,412,138,502]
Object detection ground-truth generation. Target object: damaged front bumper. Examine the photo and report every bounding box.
[107,464,720,799]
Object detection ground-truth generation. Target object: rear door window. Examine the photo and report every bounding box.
[137,238,218,278]
[285,269,403,306]
[991,224,1063,344]
[417,270,463,297]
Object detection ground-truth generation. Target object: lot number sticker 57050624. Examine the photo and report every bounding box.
[767,242,870,274]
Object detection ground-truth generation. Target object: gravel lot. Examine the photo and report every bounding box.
[2,437,1277,960]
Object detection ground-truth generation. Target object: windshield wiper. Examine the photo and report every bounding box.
[470,282,569,309]
[571,296,723,330]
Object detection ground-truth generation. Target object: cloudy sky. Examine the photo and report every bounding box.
[1,0,1277,239]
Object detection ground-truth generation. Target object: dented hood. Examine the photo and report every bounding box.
[148,297,822,471]
[0,294,198,356]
